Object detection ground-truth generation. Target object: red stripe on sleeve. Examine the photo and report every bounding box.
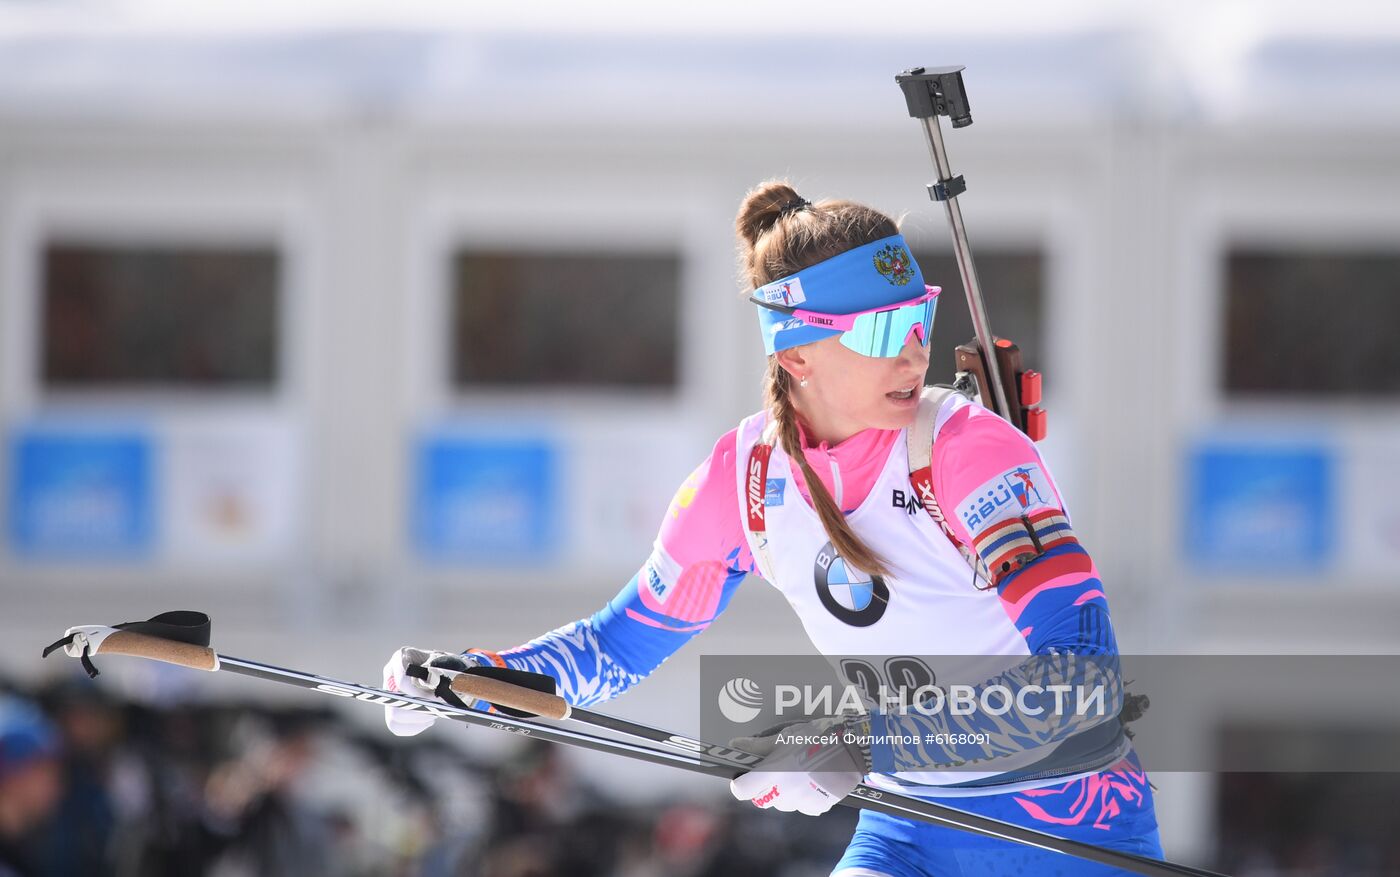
[998,549,1094,606]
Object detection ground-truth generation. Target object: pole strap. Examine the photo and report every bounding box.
[41,610,212,678]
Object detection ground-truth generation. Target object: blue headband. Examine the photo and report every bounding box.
[753,234,925,355]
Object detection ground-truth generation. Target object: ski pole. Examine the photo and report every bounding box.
[432,666,1227,877]
[43,613,1227,876]
[41,614,734,777]
[895,66,1047,441]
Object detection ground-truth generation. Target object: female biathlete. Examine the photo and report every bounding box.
[383,182,1164,876]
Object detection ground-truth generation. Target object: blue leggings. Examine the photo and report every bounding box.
[834,755,1163,877]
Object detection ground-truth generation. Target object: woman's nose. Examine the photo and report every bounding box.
[897,332,930,369]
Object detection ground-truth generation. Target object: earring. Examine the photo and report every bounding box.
[799,375,809,388]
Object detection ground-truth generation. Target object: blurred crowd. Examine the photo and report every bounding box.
[1216,773,1400,877]
[0,679,855,877]
[2,679,1394,876]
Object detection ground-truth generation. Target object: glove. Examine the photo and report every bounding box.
[382,647,489,737]
[729,716,870,816]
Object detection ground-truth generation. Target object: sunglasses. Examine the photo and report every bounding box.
[750,287,939,358]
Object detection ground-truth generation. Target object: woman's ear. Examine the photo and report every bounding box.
[774,346,810,382]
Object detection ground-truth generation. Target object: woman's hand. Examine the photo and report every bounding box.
[382,647,480,736]
[729,716,869,816]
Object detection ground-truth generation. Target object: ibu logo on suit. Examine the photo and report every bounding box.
[1005,466,1047,510]
[813,541,889,626]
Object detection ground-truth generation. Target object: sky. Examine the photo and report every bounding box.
[1,0,1396,126]
[1,0,1396,40]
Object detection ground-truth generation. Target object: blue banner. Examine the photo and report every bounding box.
[8,429,156,560]
[413,434,558,564]
[1185,442,1333,573]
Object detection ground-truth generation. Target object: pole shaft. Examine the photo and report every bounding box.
[918,116,1014,421]
[120,651,1221,877]
[215,655,732,776]
[556,700,1223,877]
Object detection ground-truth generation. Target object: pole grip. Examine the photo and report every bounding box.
[451,674,571,720]
[94,630,219,671]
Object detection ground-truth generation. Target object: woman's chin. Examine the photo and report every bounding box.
[868,403,920,432]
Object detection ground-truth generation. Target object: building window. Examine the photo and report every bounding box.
[1223,249,1400,397]
[450,249,680,389]
[912,248,1045,386]
[41,242,280,389]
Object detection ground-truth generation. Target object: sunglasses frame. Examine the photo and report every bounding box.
[751,287,939,357]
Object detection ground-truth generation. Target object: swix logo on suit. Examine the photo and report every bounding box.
[747,444,774,530]
[956,464,1054,534]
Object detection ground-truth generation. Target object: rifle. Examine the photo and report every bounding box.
[895,66,1047,441]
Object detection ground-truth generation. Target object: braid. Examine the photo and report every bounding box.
[738,179,901,582]
[764,361,891,579]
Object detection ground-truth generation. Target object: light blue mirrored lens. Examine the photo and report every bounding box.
[837,298,937,358]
